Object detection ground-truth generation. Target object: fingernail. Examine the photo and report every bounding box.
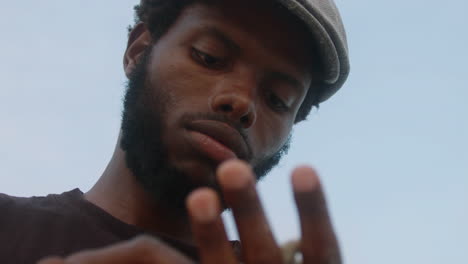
[187,189,219,223]
[291,166,319,192]
[217,160,253,189]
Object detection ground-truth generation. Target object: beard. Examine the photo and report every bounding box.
[120,47,291,216]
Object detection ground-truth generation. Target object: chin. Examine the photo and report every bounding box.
[175,158,220,189]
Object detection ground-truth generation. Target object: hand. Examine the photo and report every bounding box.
[39,160,340,264]
[186,159,341,264]
[37,236,195,264]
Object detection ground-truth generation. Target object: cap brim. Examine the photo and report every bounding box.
[276,0,350,102]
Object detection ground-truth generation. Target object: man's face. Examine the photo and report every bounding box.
[121,0,317,210]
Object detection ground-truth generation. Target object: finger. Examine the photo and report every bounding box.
[37,257,65,264]
[64,236,194,264]
[292,166,342,264]
[217,160,282,264]
[186,188,239,264]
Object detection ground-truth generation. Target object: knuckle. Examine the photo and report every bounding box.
[130,235,164,259]
[250,251,282,264]
[131,235,160,251]
[304,249,342,264]
[37,257,65,264]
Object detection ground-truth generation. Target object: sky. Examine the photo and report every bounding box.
[0,1,467,264]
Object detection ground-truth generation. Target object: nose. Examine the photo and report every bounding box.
[210,90,257,129]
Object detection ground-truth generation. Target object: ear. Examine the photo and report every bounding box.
[123,23,151,78]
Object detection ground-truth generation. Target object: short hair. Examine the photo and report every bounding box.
[129,0,321,122]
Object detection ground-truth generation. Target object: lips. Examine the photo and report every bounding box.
[186,120,250,162]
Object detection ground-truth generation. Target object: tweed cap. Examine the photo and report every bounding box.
[276,0,349,102]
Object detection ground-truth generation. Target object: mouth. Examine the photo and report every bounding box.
[186,120,250,164]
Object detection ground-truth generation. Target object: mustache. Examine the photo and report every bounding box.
[180,112,254,161]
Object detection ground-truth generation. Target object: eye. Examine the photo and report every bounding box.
[267,92,290,113]
[191,48,226,69]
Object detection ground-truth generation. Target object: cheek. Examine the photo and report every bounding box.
[148,46,216,106]
[250,111,293,157]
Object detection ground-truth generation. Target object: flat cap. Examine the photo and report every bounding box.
[276,0,349,102]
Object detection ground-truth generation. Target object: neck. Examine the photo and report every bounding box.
[84,136,193,244]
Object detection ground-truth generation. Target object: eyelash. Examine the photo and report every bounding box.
[267,91,290,113]
[191,48,226,69]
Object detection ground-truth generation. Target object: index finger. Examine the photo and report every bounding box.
[292,166,342,264]
[186,188,239,264]
[217,160,283,264]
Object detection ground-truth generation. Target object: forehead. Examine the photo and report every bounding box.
[173,0,318,82]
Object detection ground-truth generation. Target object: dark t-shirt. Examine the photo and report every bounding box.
[0,189,199,264]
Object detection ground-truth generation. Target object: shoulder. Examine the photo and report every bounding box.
[0,190,86,263]
[0,191,57,208]
[0,189,83,219]
[0,192,33,211]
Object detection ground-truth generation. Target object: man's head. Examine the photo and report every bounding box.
[119,0,349,213]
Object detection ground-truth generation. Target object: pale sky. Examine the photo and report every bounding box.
[0,1,467,264]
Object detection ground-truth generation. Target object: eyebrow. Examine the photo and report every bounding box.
[199,27,305,91]
[199,26,241,54]
[268,71,305,92]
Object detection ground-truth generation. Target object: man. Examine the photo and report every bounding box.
[0,0,349,263]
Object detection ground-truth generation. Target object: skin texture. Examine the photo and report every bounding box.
[120,0,314,205]
[40,0,341,263]
[39,160,341,264]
